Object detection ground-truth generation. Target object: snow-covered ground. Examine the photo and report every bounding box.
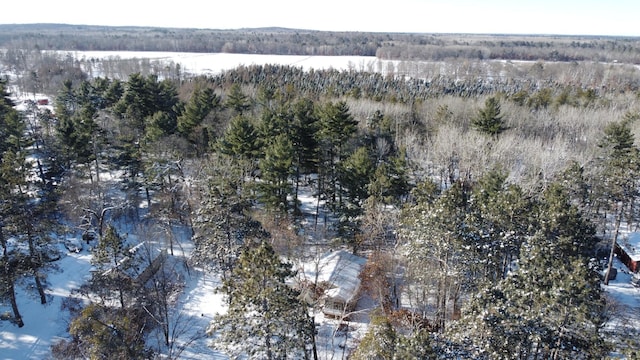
[54,50,396,77]
[0,246,92,359]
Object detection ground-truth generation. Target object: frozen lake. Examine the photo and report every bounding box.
[58,50,396,76]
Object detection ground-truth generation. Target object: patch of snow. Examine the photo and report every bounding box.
[0,249,92,359]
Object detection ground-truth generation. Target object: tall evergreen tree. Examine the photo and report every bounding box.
[401,181,470,331]
[596,113,640,284]
[317,100,358,212]
[210,242,314,359]
[177,86,220,153]
[191,154,256,287]
[291,98,319,175]
[259,133,295,213]
[89,225,137,308]
[368,147,410,205]
[224,83,251,115]
[464,169,532,284]
[337,146,375,248]
[218,115,260,161]
[351,312,397,360]
[290,98,320,214]
[113,73,179,137]
[63,304,150,359]
[0,80,27,327]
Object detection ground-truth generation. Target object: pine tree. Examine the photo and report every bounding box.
[394,330,437,360]
[368,147,410,205]
[144,111,177,142]
[177,86,220,151]
[337,146,375,246]
[317,100,358,213]
[596,113,640,284]
[291,98,319,176]
[191,154,261,287]
[90,225,137,308]
[0,81,27,327]
[287,97,320,215]
[218,115,260,161]
[464,169,532,284]
[113,73,179,137]
[225,83,251,115]
[259,133,295,213]
[401,181,470,332]
[210,242,314,359]
[471,97,506,137]
[258,104,293,141]
[64,304,150,359]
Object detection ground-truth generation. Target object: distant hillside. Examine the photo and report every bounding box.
[1,23,640,63]
[0,23,382,56]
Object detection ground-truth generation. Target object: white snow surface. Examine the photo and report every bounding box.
[0,248,93,359]
[302,250,367,303]
[54,50,395,77]
[618,232,640,262]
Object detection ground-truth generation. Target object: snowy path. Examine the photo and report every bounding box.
[167,269,228,359]
[603,259,640,333]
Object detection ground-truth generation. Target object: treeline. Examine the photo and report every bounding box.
[0,24,383,56]
[377,35,640,63]
[2,24,640,63]
[4,45,640,106]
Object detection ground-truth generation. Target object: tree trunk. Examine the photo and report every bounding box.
[34,271,47,304]
[25,225,47,304]
[8,280,24,327]
[310,314,318,360]
[94,135,100,186]
[605,203,623,285]
[1,224,23,327]
[437,277,447,332]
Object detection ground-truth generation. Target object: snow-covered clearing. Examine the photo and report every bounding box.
[54,51,395,77]
[0,248,92,359]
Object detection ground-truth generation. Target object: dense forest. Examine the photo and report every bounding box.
[2,23,640,62]
[1,25,640,359]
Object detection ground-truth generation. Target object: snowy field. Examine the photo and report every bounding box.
[56,50,396,77]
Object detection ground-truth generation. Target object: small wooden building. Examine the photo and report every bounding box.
[298,250,367,319]
[615,232,640,273]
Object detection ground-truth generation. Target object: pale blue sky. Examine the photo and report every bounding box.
[1,0,638,36]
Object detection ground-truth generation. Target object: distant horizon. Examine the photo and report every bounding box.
[0,22,636,39]
[2,0,639,37]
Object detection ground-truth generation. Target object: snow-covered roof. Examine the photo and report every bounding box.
[619,232,640,262]
[304,250,367,303]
